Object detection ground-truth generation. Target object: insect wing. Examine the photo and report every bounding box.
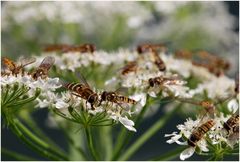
[118,61,137,74]
[76,71,90,88]
[19,57,36,67]
[114,87,129,96]
[39,56,55,70]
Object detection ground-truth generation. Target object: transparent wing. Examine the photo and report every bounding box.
[39,56,55,70]
[115,87,129,95]
[19,57,36,67]
[76,71,90,88]
[117,61,137,74]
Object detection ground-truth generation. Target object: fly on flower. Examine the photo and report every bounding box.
[31,56,55,80]
[120,61,138,76]
[2,56,36,76]
[188,119,215,147]
[148,75,184,87]
[99,87,137,111]
[223,112,239,135]
[137,43,167,71]
[44,43,96,53]
[136,43,168,54]
[63,72,99,110]
[192,50,230,77]
[174,49,192,60]
[62,43,96,53]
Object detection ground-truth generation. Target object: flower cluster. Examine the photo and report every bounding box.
[165,111,239,160]
[1,43,238,161]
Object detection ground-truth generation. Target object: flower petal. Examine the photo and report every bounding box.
[55,100,69,109]
[180,147,195,161]
[130,93,146,107]
[227,99,239,113]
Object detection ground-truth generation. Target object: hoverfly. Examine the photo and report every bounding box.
[192,51,230,77]
[99,88,137,110]
[31,56,55,80]
[44,43,96,53]
[174,49,192,60]
[137,43,167,71]
[223,113,239,135]
[63,72,99,110]
[62,43,96,53]
[148,75,183,87]
[152,51,166,71]
[2,57,36,76]
[120,61,138,75]
[187,119,215,147]
[137,43,168,54]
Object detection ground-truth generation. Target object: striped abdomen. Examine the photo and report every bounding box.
[64,83,85,94]
[188,120,214,147]
[116,95,137,104]
[224,115,239,133]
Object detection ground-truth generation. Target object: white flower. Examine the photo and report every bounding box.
[110,113,136,132]
[130,93,147,107]
[189,75,235,99]
[180,147,195,161]
[227,98,239,113]
[165,115,231,160]
[118,116,136,132]
[55,100,69,109]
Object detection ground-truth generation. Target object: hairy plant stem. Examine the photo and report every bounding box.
[119,106,176,161]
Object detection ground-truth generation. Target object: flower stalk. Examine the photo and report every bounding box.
[119,106,176,160]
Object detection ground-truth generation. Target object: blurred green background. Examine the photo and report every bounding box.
[1,1,239,161]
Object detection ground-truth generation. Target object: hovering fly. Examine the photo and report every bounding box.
[99,88,137,110]
[223,112,239,135]
[63,72,99,110]
[31,56,55,79]
[137,43,168,54]
[137,43,167,71]
[120,61,138,75]
[44,43,96,53]
[2,57,36,76]
[62,43,96,53]
[187,119,215,147]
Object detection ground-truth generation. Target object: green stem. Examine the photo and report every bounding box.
[55,116,88,160]
[22,115,65,155]
[13,120,68,160]
[111,96,151,160]
[10,124,62,160]
[85,127,99,160]
[1,148,37,161]
[119,109,175,161]
[150,146,186,161]
[100,126,113,160]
